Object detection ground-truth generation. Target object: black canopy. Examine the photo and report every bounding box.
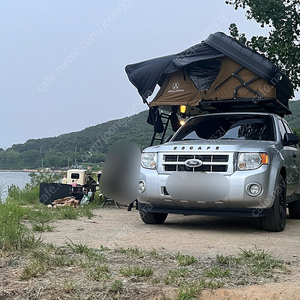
[125,42,224,103]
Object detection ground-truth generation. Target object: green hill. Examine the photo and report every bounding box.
[285,100,300,129]
[0,110,154,170]
[1,101,300,170]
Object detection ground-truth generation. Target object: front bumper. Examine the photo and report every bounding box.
[138,165,274,212]
[138,202,271,217]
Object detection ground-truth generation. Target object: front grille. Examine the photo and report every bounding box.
[162,154,229,173]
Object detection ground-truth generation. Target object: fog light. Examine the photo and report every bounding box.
[139,180,146,193]
[246,183,262,196]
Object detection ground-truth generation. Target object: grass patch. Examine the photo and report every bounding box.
[0,186,97,253]
[0,201,42,252]
[7,185,40,205]
[66,240,91,255]
[4,238,290,299]
[1,186,99,252]
[20,260,47,280]
[118,247,172,262]
[175,279,225,300]
[202,279,225,289]
[60,279,78,294]
[239,248,284,275]
[149,248,170,261]
[56,206,78,219]
[66,240,107,261]
[216,247,287,278]
[176,286,198,300]
[205,267,230,278]
[79,208,94,219]
[175,252,198,266]
[0,201,27,251]
[164,268,189,285]
[120,265,154,277]
[118,246,145,258]
[32,222,54,232]
[20,247,75,280]
[109,280,124,293]
[87,263,110,281]
[216,253,236,265]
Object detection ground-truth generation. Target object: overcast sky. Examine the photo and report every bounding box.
[1,0,299,149]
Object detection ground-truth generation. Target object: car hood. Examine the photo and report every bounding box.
[143,139,277,153]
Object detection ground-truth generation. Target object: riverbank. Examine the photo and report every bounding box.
[0,169,36,172]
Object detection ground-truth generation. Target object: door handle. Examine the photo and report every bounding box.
[293,153,297,158]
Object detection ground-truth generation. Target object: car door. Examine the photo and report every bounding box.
[278,118,300,195]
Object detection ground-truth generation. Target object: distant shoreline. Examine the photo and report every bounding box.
[0,169,62,173]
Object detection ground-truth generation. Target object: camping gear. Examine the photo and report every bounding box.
[39,183,72,205]
[40,170,98,205]
[125,32,293,146]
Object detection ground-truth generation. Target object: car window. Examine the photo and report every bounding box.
[281,119,299,148]
[278,120,287,140]
[172,115,275,141]
[282,120,293,134]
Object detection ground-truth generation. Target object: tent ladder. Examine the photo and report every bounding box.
[150,112,171,146]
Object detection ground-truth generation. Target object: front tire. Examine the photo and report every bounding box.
[261,175,286,232]
[139,209,168,224]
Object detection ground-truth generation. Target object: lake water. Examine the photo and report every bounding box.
[0,171,31,201]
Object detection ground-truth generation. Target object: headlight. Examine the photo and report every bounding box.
[238,153,269,170]
[141,153,157,169]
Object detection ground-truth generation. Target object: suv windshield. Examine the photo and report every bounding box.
[172,114,275,141]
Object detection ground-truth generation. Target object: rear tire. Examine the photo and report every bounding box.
[288,197,300,219]
[139,209,168,224]
[261,175,286,232]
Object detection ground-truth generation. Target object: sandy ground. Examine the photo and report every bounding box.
[39,206,300,299]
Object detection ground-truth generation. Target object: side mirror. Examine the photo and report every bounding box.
[282,133,299,146]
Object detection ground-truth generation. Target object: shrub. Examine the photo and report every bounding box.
[0,200,40,251]
[26,170,64,189]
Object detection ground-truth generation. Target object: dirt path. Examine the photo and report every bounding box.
[41,207,300,260]
[39,206,300,299]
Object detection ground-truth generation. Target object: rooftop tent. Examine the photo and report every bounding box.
[125,32,293,116]
[150,56,276,107]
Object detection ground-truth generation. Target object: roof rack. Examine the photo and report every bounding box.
[198,98,291,117]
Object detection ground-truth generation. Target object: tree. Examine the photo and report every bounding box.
[22,150,40,169]
[226,0,300,91]
[1,149,23,169]
[44,152,59,168]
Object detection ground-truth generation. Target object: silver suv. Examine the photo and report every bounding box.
[138,112,300,232]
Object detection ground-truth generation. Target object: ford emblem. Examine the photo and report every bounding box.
[184,159,203,168]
